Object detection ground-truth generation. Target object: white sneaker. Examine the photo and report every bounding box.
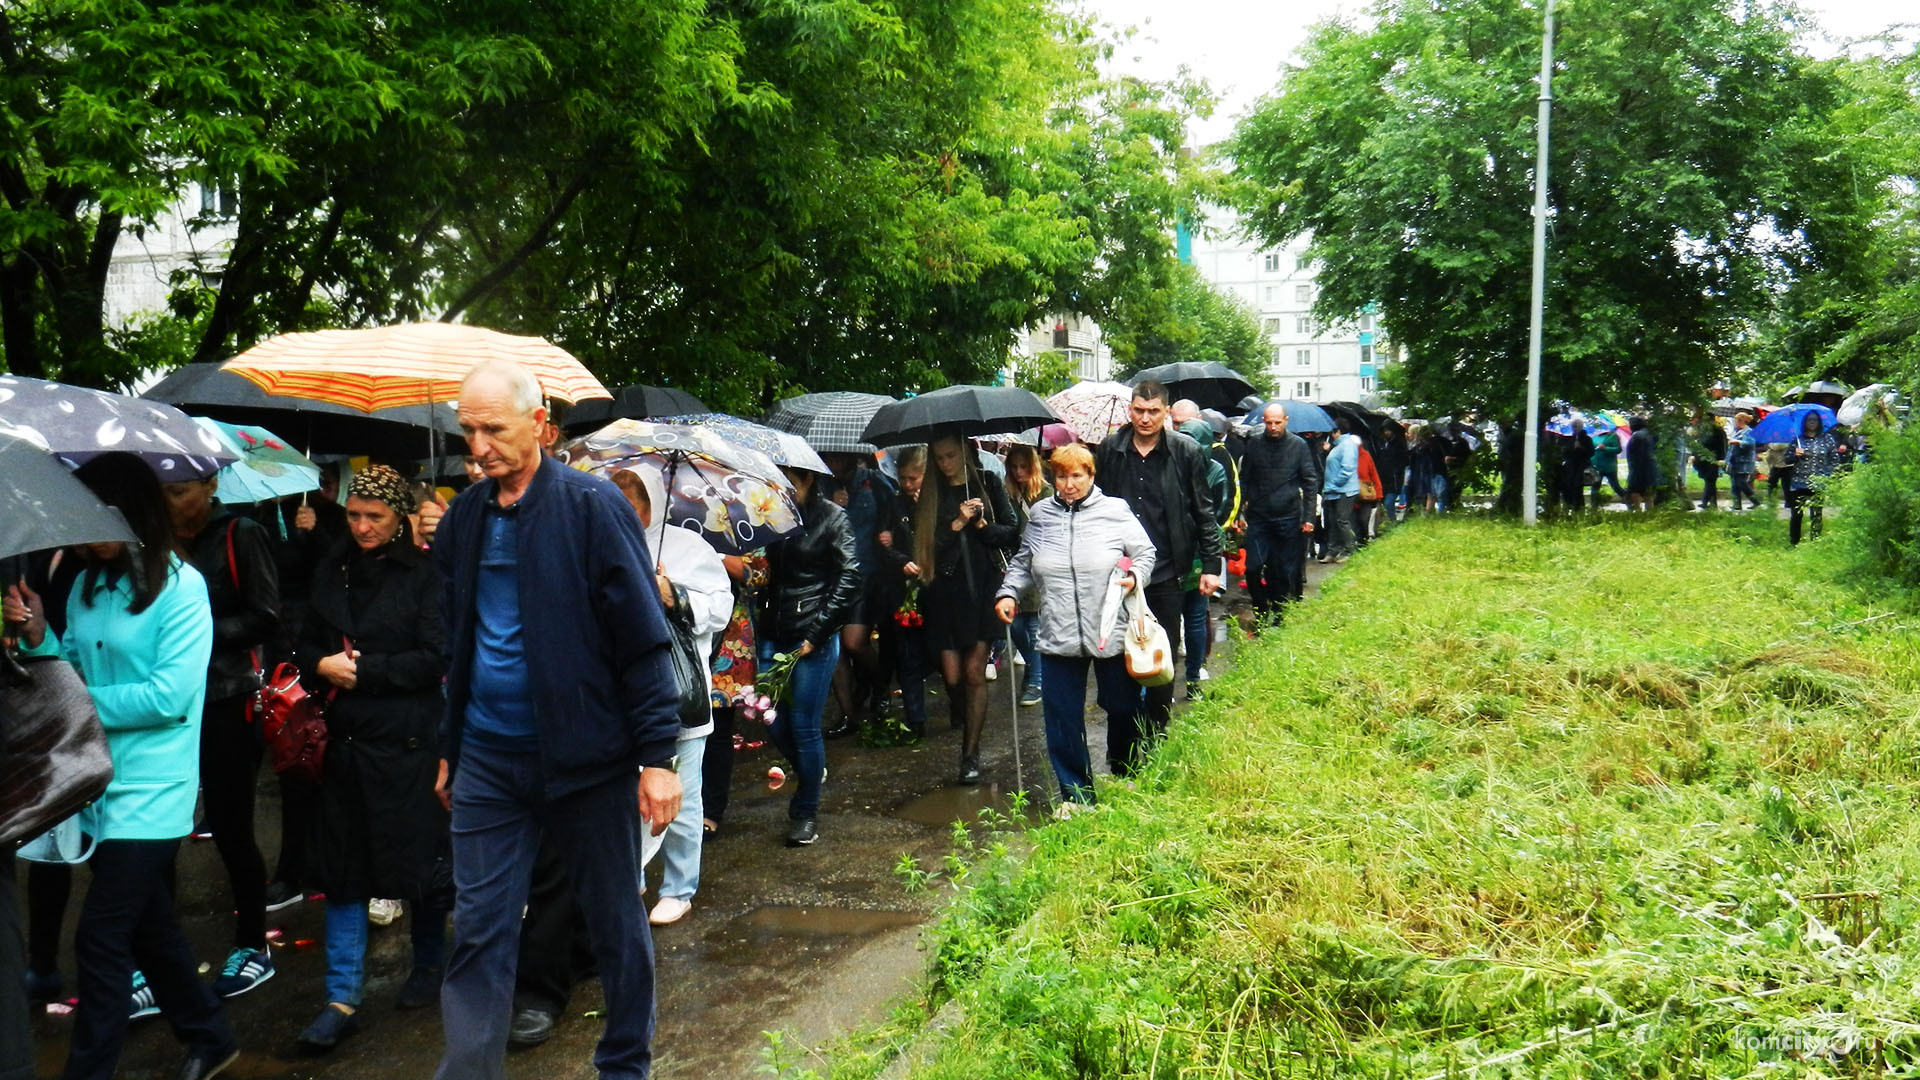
[649,896,693,926]
[367,898,402,927]
[985,662,998,681]
[1011,653,1026,667]
[1198,667,1211,681]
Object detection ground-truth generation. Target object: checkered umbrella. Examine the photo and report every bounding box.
[763,392,896,455]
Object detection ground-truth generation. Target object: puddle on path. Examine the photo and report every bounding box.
[892,784,1011,828]
[738,905,923,938]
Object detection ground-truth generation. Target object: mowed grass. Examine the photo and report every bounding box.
[810,513,1920,1078]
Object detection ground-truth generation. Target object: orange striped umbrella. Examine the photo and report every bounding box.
[221,323,611,412]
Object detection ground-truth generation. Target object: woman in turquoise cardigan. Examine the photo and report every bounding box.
[7,453,238,1080]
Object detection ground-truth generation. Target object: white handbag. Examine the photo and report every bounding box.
[17,808,98,865]
[1122,589,1175,687]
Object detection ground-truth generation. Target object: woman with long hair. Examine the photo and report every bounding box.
[1000,444,1051,708]
[876,446,930,736]
[290,466,449,1051]
[913,436,1019,784]
[7,453,238,1080]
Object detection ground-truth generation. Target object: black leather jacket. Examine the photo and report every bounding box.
[761,488,861,651]
[181,503,282,703]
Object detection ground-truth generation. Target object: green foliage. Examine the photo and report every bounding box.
[848,515,1920,1077]
[1826,419,1920,590]
[1108,259,1276,396]
[1225,0,1891,420]
[1009,351,1080,397]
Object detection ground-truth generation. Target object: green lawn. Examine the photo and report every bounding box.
[806,513,1920,1078]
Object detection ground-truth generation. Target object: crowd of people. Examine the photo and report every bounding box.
[26,362,1846,1079]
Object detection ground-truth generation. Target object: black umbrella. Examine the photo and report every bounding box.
[763,391,897,455]
[563,384,708,435]
[1129,362,1258,413]
[0,434,138,561]
[0,374,233,482]
[141,363,464,461]
[859,385,1058,448]
[1325,401,1392,460]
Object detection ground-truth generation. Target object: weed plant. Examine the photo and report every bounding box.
[808,513,1920,1078]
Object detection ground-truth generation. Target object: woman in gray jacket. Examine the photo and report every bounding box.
[994,444,1155,808]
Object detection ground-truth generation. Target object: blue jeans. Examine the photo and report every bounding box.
[436,743,654,1080]
[1038,654,1139,804]
[652,734,706,900]
[761,636,840,820]
[1181,588,1209,682]
[1011,611,1042,692]
[324,897,447,1006]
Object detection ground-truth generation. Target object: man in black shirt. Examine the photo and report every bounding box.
[1237,403,1321,620]
[1094,381,1224,774]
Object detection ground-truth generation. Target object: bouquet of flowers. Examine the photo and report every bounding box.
[892,580,924,628]
[737,649,800,726]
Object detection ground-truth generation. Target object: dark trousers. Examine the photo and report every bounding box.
[1697,464,1720,507]
[1730,471,1757,508]
[199,694,266,950]
[700,706,738,825]
[274,771,319,888]
[1039,654,1137,804]
[437,743,654,1080]
[512,832,596,1015]
[1107,579,1181,775]
[2,860,31,1080]
[1788,488,1824,545]
[1769,464,1795,497]
[27,860,71,976]
[64,840,232,1080]
[1245,517,1305,617]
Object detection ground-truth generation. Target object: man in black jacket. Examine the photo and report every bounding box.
[432,360,680,1080]
[1237,403,1322,620]
[1094,380,1224,773]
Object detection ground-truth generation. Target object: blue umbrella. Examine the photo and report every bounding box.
[193,418,320,504]
[1243,399,1336,433]
[1751,403,1838,444]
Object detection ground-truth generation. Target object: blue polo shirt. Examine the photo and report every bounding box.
[464,502,538,750]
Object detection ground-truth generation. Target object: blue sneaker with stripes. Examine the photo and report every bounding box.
[211,946,274,998]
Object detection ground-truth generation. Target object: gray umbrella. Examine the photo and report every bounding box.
[764,391,897,454]
[0,434,137,561]
[0,375,233,482]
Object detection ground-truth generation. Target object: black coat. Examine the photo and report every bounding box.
[182,503,281,702]
[1095,428,1225,579]
[294,538,446,901]
[761,488,861,651]
[1239,432,1322,524]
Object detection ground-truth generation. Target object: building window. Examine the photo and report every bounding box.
[1264,286,1277,302]
[1360,376,1374,392]
[1262,317,1281,333]
[1296,316,1313,335]
[1263,253,1280,272]
[1359,313,1373,331]
[1360,344,1373,364]
[1294,284,1312,304]
[1297,254,1312,271]
[1296,349,1311,367]
[1295,381,1313,399]
[200,183,217,214]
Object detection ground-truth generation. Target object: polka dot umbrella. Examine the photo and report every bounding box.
[0,375,234,481]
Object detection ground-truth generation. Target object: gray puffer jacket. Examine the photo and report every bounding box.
[996,486,1155,659]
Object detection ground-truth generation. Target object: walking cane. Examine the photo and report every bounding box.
[1006,620,1023,799]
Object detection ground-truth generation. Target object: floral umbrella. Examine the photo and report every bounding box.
[192,418,320,504]
[650,413,831,474]
[1044,381,1134,444]
[559,419,800,555]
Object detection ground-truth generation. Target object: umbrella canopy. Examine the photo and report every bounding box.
[0,434,139,561]
[559,419,800,555]
[562,384,708,435]
[0,375,233,482]
[1243,399,1336,434]
[1044,381,1134,444]
[192,418,320,504]
[1128,362,1257,412]
[1545,411,1614,438]
[1802,379,1850,400]
[143,362,463,459]
[1837,384,1897,427]
[1750,402,1838,444]
[650,413,831,475]
[763,391,897,455]
[222,323,612,410]
[861,385,1058,448]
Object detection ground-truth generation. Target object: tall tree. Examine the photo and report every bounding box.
[1225,0,1887,419]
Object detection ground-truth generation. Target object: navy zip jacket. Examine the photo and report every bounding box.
[436,455,678,797]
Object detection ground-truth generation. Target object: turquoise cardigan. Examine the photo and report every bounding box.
[25,557,213,841]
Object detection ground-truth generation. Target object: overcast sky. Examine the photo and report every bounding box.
[1076,0,1915,147]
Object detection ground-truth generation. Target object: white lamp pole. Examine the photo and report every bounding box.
[1521,0,1556,526]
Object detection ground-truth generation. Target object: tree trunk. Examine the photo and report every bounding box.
[438,153,602,322]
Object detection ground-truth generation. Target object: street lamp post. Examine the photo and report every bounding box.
[1521,0,1556,526]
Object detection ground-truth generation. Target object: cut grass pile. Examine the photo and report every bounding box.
[808,514,1920,1078]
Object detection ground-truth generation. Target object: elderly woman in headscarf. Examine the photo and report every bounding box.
[290,465,449,1052]
[608,466,732,926]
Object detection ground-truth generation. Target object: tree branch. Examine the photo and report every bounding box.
[439,149,605,321]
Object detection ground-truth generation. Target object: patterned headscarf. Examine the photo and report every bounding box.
[346,464,417,516]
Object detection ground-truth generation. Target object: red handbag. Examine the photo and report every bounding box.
[256,662,328,783]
